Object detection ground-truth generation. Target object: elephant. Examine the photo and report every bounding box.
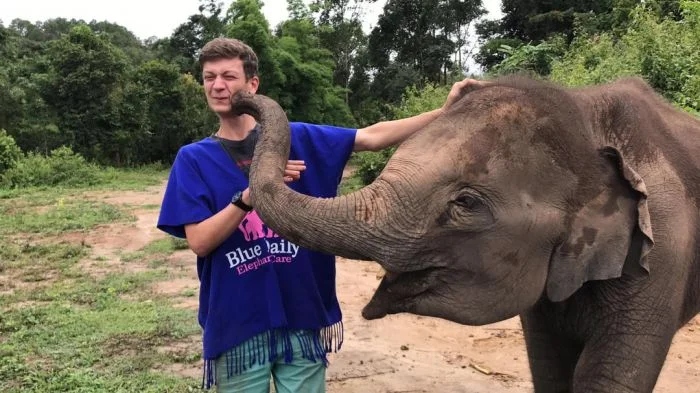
[232,75,700,393]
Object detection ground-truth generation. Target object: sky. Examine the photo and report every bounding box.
[0,0,503,41]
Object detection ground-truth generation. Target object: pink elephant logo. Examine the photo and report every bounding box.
[239,211,279,241]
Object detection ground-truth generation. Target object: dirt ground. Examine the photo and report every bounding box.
[81,181,700,392]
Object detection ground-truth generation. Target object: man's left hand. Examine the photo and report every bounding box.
[441,78,491,112]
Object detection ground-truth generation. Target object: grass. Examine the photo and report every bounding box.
[0,162,368,392]
[0,167,202,392]
[0,165,168,235]
[339,174,364,195]
[0,200,129,235]
[121,238,190,270]
[0,165,169,199]
[0,259,201,392]
[338,156,365,195]
[94,164,170,191]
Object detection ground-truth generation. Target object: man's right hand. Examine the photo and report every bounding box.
[283,160,306,182]
[245,159,306,206]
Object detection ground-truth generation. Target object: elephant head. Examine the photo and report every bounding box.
[234,76,654,326]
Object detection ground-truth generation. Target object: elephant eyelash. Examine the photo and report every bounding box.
[442,187,496,228]
[452,185,492,210]
[453,194,483,210]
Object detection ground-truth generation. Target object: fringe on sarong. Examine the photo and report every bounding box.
[202,321,344,389]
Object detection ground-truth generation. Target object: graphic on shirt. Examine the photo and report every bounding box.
[225,211,300,276]
[239,211,278,241]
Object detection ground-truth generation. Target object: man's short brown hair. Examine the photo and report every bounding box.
[199,37,259,80]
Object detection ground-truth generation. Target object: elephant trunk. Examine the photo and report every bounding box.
[233,92,405,267]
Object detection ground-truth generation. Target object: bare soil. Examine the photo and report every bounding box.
[75,182,700,392]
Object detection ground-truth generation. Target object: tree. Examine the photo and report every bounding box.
[0,129,22,174]
[43,25,128,161]
[366,0,484,103]
[226,0,284,98]
[105,58,217,166]
[0,21,64,153]
[277,10,356,125]
[475,0,683,72]
[550,1,699,113]
[311,0,374,102]
[153,0,227,76]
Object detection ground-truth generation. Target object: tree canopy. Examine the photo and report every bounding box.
[0,0,697,172]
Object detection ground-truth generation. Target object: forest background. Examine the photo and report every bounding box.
[1,0,698,185]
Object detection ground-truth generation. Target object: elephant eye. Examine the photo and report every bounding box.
[440,190,494,228]
[453,194,483,210]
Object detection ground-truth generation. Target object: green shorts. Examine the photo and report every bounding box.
[214,330,326,393]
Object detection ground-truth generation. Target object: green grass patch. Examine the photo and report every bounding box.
[0,165,169,198]
[121,237,189,263]
[0,296,200,392]
[29,270,167,306]
[1,240,88,267]
[0,241,90,290]
[95,165,169,191]
[0,269,201,392]
[0,167,203,391]
[0,199,130,236]
[339,174,364,195]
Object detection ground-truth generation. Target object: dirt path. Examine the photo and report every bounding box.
[80,182,700,392]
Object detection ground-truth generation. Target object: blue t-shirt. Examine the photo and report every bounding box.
[157,122,356,386]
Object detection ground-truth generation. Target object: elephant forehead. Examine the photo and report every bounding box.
[467,145,578,206]
[460,123,545,178]
[455,127,506,177]
[460,134,542,178]
[519,192,535,206]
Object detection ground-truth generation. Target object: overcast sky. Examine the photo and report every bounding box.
[0,0,502,41]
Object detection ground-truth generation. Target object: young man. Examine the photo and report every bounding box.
[157,37,481,393]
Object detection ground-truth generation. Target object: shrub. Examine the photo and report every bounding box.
[1,146,101,188]
[0,129,22,175]
[491,36,567,77]
[550,1,700,113]
[354,148,395,185]
[353,83,457,185]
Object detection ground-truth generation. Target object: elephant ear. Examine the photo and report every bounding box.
[546,146,654,302]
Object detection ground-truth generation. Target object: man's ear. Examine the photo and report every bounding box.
[248,75,260,94]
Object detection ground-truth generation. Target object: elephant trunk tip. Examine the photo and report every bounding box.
[230,91,262,119]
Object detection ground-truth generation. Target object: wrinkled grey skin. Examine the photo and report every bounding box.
[233,76,700,393]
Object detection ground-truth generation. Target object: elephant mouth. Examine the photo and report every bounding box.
[361,267,442,320]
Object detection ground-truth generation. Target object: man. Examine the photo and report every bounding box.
[157,37,481,393]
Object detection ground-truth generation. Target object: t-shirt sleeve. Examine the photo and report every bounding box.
[157,147,215,238]
[289,123,357,196]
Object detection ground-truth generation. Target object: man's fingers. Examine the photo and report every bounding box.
[285,160,306,174]
[459,78,490,93]
[281,160,305,182]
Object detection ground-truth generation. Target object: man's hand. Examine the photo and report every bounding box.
[283,160,306,182]
[244,160,305,206]
[441,78,491,113]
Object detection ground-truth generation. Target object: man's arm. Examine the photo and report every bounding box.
[353,78,489,152]
[185,189,252,257]
[184,162,305,257]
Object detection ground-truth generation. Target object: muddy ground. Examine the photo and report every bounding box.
[80,182,699,392]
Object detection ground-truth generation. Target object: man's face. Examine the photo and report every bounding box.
[202,58,259,115]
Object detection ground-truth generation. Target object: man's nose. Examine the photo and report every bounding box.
[212,76,227,89]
